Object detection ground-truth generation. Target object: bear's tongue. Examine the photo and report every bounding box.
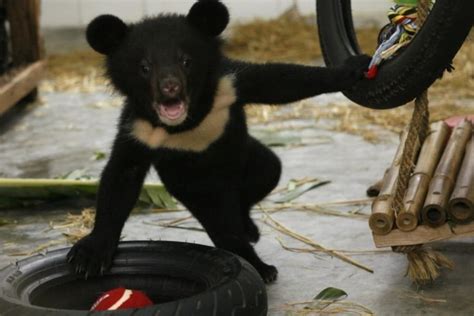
[159,101,185,120]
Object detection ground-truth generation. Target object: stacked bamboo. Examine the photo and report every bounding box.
[370,120,474,238]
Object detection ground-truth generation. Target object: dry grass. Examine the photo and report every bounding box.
[259,202,369,219]
[405,247,455,284]
[430,33,474,99]
[400,290,447,304]
[277,238,389,256]
[223,5,379,63]
[261,205,374,273]
[247,97,474,143]
[42,50,107,93]
[50,208,95,243]
[144,215,205,232]
[5,209,95,256]
[223,8,322,63]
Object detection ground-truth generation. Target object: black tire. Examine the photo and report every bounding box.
[0,241,267,315]
[316,0,474,109]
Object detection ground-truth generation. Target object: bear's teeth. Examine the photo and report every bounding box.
[159,101,185,120]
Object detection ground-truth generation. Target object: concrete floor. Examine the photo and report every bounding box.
[2,89,474,315]
[1,30,474,316]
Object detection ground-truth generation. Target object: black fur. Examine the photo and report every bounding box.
[67,0,370,283]
[86,15,128,55]
[187,0,229,36]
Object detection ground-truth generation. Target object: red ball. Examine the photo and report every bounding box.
[91,287,154,311]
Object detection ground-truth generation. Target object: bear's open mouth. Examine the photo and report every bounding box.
[153,99,188,125]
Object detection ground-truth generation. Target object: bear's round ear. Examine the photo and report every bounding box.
[187,0,229,37]
[86,15,128,55]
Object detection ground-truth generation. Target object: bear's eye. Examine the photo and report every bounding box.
[140,60,151,76]
[182,56,192,69]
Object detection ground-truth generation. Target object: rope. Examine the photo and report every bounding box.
[392,0,430,218]
[417,0,431,24]
[392,245,454,283]
[384,0,453,284]
[391,92,429,215]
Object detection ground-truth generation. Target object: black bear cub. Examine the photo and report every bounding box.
[67,0,369,283]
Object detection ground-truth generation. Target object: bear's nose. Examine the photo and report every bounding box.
[160,78,181,98]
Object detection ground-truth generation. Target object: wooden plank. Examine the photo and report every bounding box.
[0,61,45,115]
[373,221,474,248]
[5,0,42,66]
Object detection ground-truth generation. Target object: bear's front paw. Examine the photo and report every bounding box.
[339,54,372,88]
[67,233,118,278]
[256,263,278,284]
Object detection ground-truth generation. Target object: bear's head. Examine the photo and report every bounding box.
[86,0,229,130]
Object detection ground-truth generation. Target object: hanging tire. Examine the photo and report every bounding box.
[316,0,474,109]
[0,241,267,315]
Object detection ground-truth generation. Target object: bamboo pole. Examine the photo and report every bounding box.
[397,122,450,231]
[369,129,409,235]
[0,178,166,188]
[0,178,174,209]
[422,120,472,227]
[448,131,474,223]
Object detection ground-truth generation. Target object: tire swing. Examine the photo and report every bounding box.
[368,0,473,284]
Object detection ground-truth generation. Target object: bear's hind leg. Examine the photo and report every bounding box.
[188,191,278,283]
[240,137,282,243]
[240,203,260,243]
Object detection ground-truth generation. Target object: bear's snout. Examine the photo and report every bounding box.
[160,77,182,99]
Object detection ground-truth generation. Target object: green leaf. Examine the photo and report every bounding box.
[306,287,349,311]
[92,151,107,161]
[274,179,330,203]
[394,0,418,6]
[157,190,177,209]
[140,185,176,209]
[138,190,152,205]
[314,287,348,301]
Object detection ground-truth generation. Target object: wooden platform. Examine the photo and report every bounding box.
[373,221,474,248]
[0,0,43,115]
[0,61,45,115]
